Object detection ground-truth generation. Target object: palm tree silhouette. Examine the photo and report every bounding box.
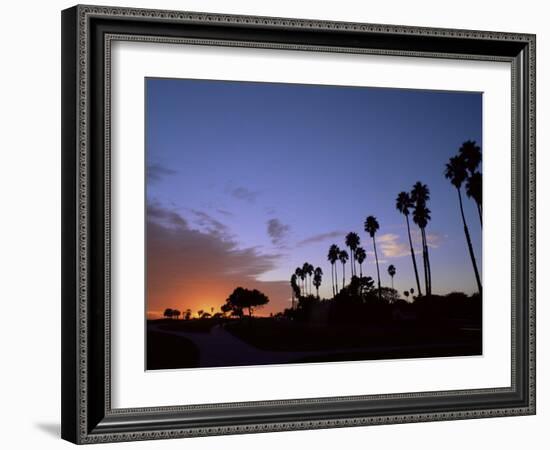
[303,262,314,296]
[355,246,366,278]
[388,264,396,289]
[466,171,482,226]
[313,267,323,298]
[445,155,482,295]
[338,250,349,288]
[364,216,382,300]
[459,140,482,226]
[197,309,204,319]
[290,273,300,309]
[345,232,360,277]
[396,191,422,296]
[411,182,432,296]
[328,244,340,296]
[295,267,305,297]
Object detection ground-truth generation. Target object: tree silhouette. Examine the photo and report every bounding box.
[313,267,323,298]
[338,250,349,288]
[173,309,181,320]
[411,182,432,296]
[295,267,305,297]
[459,140,483,226]
[303,262,314,296]
[466,171,482,226]
[223,287,269,317]
[445,154,482,295]
[290,273,300,309]
[345,232,360,277]
[328,244,340,296]
[197,309,204,319]
[184,309,192,320]
[388,264,396,289]
[355,246,366,278]
[163,308,173,319]
[364,215,382,300]
[396,191,422,296]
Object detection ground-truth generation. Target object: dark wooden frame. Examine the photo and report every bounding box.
[61,4,536,444]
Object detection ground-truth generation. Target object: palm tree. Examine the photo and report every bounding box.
[411,182,432,296]
[388,264,396,289]
[396,191,422,296]
[290,274,300,309]
[355,246,366,278]
[303,262,314,296]
[338,250,349,288]
[345,232,360,277]
[197,309,204,319]
[466,171,482,226]
[364,216,382,300]
[328,244,340,296]
[459,140,482,226]
[163,308,173,319]
[313,267,323,298]
[185,309,192,320]
[173,309,181,320]
[295,267,305,297]
[445,155,482,295]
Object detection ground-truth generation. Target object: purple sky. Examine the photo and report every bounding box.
[145,78,482,317]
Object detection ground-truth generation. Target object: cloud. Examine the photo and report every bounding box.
[227,186,259,203]
[147,204,289,317]
[147,163,177,183]
[267,218,290,246]
[296,230,346,247]
[377,231,443,258]
[216,208,233,217]
[191,209,232,240]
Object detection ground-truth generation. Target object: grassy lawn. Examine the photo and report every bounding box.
[146,330,200,370]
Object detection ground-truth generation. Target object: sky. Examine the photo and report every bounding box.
[145,77,482,318]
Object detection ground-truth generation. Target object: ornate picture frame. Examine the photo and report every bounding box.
[61,5,535,444]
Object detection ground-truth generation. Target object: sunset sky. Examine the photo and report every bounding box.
[145,78,482,318]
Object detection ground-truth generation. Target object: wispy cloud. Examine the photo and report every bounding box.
[377,231,443,258]
[216,208,233,217]
[191,209,232,240]
[296,230,346,247]
[147,163,177,183]
[227,186,259,203]
[267,218,290,247]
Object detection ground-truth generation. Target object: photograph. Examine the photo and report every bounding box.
[145,78,483,370]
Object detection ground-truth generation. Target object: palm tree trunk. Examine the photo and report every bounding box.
[342,263,346,288]
[359,263,363,278]
[477,202,482,227]
[420,229,429,296]
[334,264,339,293]
[405,215,422,296]
[391,276,394,290]
[330,264,335,297]
[457,188,482,295]
[423,228,432,295]
[372,237,381,300]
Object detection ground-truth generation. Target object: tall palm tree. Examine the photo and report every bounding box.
[355,246,366,278]
[411,182,432,296]
[387,264,396,289]
[445,155,482,295]
[338,250,349,288]
[290,274,299,309]
[466,171,482,226]
[303,262,314,296]
[313,267,323,298]
[396,191,422,296]
[328,244,340,296]
[364,216,382,300]
[345,232,360,277]
[459,140,482,226]
[295,267,304,297]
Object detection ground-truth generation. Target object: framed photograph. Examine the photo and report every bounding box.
[61,5,536,444]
